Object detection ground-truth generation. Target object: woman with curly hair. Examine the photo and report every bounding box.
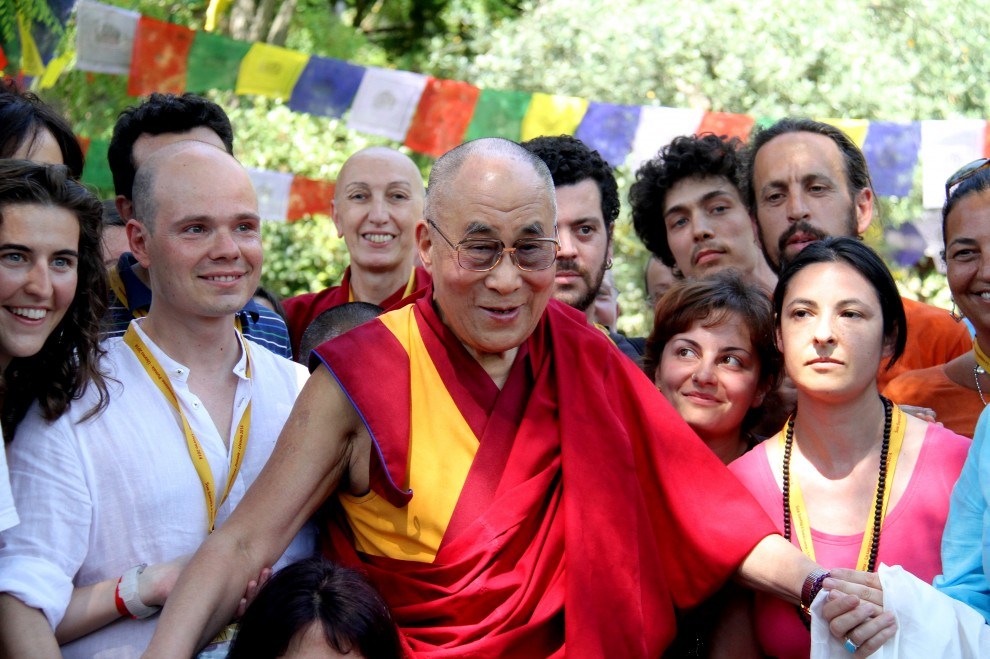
[0,160,109,532]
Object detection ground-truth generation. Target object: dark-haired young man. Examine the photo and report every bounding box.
[745,117,969,389]
[630,133,776,293]
[522,135,643,359]
[102,93,293,359]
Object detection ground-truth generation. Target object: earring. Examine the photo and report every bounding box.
[951,299,964,323]
[605,257,613,270]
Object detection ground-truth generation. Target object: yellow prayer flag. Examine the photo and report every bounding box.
[17,13,45,76]
[39,51,73,89]
[204,0,233,32]
[818,118,870,149]
[235,43,309,100]
[520,93,589,142]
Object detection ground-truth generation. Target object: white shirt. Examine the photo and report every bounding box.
[0,320,315,658]
[0,420,17,532]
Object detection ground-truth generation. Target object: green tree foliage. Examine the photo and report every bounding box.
[25,0,990,328]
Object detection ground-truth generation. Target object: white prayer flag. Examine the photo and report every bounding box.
[626,106,704,172]
[921,119,985,209]
[347,68,428,142]
[75,0,140,75]
[247,169,293,222]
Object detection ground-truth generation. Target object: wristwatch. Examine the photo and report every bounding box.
[116,563,162,619]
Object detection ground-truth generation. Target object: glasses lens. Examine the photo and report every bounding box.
[514,241,557,271]
[458,240,502,270]
[947,158,990,196]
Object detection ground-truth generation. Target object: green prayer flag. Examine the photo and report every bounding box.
[464,89,531,142]
[81,138,114,191]
[186,31,250,92]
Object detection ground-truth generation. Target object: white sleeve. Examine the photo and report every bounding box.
[0,434,19,532]
[0,412,92,629]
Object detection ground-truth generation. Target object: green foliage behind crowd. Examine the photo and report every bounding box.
[28,0,990,335]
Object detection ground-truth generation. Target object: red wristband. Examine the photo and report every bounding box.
[113,576,133,618]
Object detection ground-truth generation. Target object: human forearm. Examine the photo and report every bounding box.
[734,535,817,605]
[0,593,60,658]
[55,578,119,644]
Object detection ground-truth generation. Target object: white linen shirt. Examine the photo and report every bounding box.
[0,320,315,658]
[0,420,17,532]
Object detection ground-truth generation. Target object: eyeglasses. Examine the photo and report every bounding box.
[946,158,990,198]
[427,219,559,272]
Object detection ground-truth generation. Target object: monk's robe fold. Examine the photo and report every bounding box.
[314,290,777,657]
[282,265,431,359]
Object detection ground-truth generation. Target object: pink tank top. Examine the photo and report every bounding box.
[729,423,969,658]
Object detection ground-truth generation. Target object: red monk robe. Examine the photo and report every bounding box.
[313,290,777,657]
[283,265,431,359]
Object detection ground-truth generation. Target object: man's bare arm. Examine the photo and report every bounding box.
[143,367,366,657]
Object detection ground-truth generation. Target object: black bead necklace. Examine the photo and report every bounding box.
[782,395,893,573]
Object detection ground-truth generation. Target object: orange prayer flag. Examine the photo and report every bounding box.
[127,17,194,96]
[78,136,91,157]
[404,78,480,157]
[696,112,756,143]
[287,176,335,221]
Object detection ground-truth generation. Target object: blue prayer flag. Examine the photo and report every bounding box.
[863,122,920,198]
[288,56,366,118]
[575,102,640,168]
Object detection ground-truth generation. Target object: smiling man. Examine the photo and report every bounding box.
[630,134,776,293]
[745,117,970,389]
[0,142,314,656]
[282,147,431,360]
[142,138,852,658]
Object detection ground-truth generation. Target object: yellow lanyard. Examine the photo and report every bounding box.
[348,269,417,303]
[109,267,146,319]
[123,325,252,533]
[975,338,990,372]
[779,404,906,570]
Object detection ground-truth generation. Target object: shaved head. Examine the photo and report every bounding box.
[425,138,557,222]
[335,146,424,203]
[132,140,237,231]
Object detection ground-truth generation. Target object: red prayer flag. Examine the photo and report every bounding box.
[696,111,756,143]
[78,136,91,158]
[287,176,335,221]
[127,17,194,96]
[404,78,480,157]
[0,46,7,71]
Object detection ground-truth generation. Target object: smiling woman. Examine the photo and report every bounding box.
[727,238,971,658]
[0,160,109,533]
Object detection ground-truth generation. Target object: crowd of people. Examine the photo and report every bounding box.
[1,78,990,658]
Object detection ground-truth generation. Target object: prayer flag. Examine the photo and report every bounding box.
[75,0,140,75]
[884,221,927,268]
[863,122,920,198]
[696,111,755,143]
[127,17,194,96]
[78,136,90,157]
[627,106,704,171]
[247,168,293,221]
[574,102,640,167]
[17,13,45,76]
[0,46,6,71]
[38,50,73,89]
[404,78,480,157]
[347,67,428,141]
[520,93,588,141]
[235,43,309,99]
[185,31,250,92]
[464,89,531,141]
[819,118,870,148]
[920,119,986,208]
[287,176,335,221]
[80,138,113,190]
[288,56,365,118]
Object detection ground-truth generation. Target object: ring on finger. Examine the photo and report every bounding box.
[844,638,859,653]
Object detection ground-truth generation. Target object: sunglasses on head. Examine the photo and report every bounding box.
[946,158,990,199]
